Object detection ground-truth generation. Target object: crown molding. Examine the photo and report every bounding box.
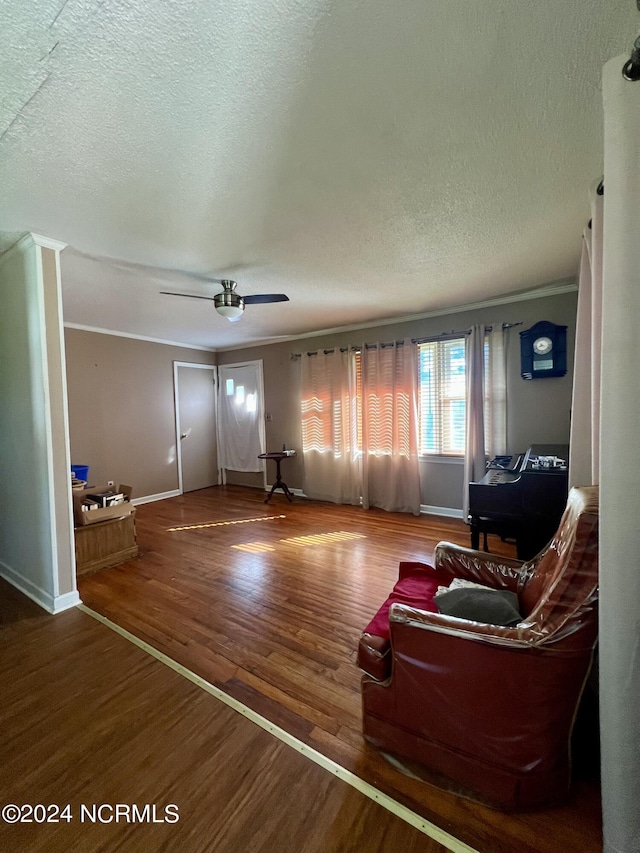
[30,233,68,252]
[217,279,578,351]
[63,322,217,352]
[0,231,68,265]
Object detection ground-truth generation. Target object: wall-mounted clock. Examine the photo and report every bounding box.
[519,321,567,379]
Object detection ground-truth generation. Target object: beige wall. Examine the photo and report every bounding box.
[218,288,578,510]
[64,329,215,499]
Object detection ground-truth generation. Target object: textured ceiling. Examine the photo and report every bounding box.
[0,1,637,349]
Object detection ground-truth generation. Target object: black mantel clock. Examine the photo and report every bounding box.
[519,321,567,379]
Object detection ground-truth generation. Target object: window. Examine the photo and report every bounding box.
[303,338,494,461]
[418,338,467,456]
[418,336,495,457]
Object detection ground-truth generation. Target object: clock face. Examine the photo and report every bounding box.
[533,336,553,355]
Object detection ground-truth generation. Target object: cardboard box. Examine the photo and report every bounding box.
[73,484,134,526]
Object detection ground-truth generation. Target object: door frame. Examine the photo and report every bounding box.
[173,361,220,494]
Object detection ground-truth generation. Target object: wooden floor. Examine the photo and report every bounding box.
[75,485,602,853]
[0,580,449,853]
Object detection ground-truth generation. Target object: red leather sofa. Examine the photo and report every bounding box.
[357,486,599,811]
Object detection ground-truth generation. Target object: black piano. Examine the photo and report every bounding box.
[468,444,569,560]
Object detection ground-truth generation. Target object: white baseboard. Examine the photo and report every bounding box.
[0,560,81,614]
[260,489,462,517]
[420,504,464,519]
[53,589,83,613]
[131,489,181,506]
[265,485,307,498]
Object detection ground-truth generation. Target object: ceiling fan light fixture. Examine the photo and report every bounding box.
[215,303,244,321]
[214,281,245,321]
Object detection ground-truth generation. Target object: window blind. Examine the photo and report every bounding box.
[418,338,467,455]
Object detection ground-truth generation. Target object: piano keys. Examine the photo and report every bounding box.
[468,444,569,560]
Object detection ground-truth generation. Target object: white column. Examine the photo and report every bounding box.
[0,233,79,613]
[599,54,640,853]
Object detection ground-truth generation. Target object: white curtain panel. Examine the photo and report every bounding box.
[361,341,421,515]
[300,348,361,504]
[599,54,640,853]
[569,182,603,488]
[462,325,486,520]
[217,362,264,472]
[485,324,508,460]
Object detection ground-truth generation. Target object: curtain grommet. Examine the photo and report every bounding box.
[622,59,640,82]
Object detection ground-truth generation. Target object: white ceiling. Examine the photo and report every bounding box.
[0,1,637,350]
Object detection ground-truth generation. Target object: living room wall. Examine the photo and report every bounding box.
[64,329,216,499]
[217,286,578,513]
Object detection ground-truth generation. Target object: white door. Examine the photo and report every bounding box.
[175,363,219,493]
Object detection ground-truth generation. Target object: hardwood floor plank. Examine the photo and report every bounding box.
[78,485,602,853]
[234,667,342,734]
[1,599,454,853]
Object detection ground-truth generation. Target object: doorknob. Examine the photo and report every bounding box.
[180,433,188,439]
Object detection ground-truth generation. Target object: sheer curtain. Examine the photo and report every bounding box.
[462,324,508,519]
[217,362,264,472]
[569,181,603,488]
[300,348,361,504]
[361,341,421,515]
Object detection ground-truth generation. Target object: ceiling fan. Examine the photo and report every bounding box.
[160,279,289,322]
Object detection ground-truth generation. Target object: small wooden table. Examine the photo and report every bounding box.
[259,451,296,503]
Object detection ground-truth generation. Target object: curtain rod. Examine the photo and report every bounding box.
[411,321,522,345]
[293,341,406,358]
[291,322,522,357]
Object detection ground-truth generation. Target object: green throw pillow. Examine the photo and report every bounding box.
[435,588,521,626]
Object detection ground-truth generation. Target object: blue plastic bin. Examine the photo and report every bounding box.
[71,465,89,482]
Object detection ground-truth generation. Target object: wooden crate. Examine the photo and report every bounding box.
[74,511,138,576]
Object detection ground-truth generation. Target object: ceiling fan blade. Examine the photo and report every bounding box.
[242,294,289,304]
[160,291,216,301]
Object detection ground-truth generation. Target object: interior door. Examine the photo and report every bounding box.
[175,363,219,493]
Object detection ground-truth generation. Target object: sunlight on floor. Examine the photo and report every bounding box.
[231,531,368,553]
[231,542,277,553]
[167,514,286,532]
[281,531,366,547]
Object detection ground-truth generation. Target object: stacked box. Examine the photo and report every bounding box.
[73,484,134,526]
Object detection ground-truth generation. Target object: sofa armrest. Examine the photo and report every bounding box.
[357,632,392,681]
[434,541,525,592]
